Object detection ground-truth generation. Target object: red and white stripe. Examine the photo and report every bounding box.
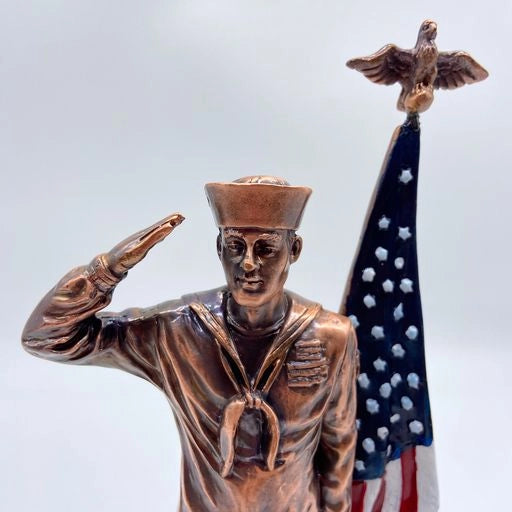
[352,445,439,512]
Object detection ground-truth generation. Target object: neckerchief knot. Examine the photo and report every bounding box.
[219,391,279,477]
[189,297,321,479]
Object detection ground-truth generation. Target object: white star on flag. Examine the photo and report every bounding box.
[399,168,413,184]
[378,216,391,230]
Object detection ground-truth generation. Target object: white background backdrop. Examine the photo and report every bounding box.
[2,1,511,510]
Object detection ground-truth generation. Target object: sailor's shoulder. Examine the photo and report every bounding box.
[286,290,353,344]
[115,287,226,324]
[312,308,353,345]
[181,286,226,308]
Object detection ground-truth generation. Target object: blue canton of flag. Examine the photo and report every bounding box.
[341,120,439,512]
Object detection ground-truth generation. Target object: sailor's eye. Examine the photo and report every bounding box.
[256,244,277,257]
[227,241,244,253]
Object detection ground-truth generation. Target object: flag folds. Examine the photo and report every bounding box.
[341,121,439,511]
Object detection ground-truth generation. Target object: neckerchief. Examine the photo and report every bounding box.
[190,297,321,477]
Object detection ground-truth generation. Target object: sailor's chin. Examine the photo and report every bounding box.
[231,288,267,307]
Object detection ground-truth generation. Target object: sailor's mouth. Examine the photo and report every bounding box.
[236,277,264,291]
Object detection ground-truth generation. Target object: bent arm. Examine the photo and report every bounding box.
[317,325,359,512]
[22,255,124,362]
[22,255,166,385]
[22,213,184,383]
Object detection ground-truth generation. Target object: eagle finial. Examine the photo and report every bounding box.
[346,20,488,117]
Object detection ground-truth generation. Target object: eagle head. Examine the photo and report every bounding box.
[418,20,437,43]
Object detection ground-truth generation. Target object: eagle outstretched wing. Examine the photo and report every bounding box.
[435,51,489,90]
[346,44,414,86]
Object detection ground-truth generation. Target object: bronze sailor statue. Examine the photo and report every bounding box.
[22,176,359,511]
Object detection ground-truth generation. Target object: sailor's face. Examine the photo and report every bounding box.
[218,227,301,307]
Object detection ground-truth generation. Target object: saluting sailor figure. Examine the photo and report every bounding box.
[23,175,359,512]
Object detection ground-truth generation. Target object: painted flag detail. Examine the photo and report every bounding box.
[341,122,439,511]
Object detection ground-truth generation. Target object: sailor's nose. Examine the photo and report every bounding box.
[242,250,257,272]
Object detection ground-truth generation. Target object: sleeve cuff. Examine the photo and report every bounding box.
[86,254,125,293]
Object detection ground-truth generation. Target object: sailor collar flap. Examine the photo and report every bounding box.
[189,295,321,392]
[189,293,321,477]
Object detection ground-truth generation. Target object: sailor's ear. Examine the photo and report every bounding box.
[290,235,302,264]
[216,232,222,259]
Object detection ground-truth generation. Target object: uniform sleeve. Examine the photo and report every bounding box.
[22,256,164,388]
[316,324,359,512]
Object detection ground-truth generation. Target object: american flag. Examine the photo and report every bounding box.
[341,121,439,511]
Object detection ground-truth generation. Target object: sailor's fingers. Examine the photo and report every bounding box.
[138,213,185,245]
[106,213,185,275]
